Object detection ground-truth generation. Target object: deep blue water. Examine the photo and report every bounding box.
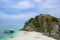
[0,24,23,40]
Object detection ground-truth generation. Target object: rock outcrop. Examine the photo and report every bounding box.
[23,14,60,40]
[4,29,14,33]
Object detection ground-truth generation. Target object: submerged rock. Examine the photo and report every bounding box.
[4,29,14,33]
[20,29,24,31]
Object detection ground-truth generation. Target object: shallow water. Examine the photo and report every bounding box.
[0,24,23,40]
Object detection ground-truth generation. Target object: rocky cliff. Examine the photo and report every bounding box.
[23,14,60,40]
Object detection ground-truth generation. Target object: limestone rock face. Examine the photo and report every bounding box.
[23,14,60,40]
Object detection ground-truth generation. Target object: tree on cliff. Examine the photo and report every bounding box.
[23,14,60,39]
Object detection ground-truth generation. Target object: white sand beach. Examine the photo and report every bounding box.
[7,31,56,40]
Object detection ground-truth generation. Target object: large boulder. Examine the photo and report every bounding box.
[4,29,14,33]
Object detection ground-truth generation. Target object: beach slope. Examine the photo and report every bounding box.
[7,31,56,40]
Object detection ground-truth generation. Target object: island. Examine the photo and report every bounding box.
[7,14,60,40]
[23,14,60,40]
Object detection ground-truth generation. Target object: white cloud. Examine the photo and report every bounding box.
[42,0,60,8]
[0,0,60,9]
[34,0,42,3]
[33,0,60,9]
[11,1,35,9]
[0,0,14,6]
[0,12,37,20]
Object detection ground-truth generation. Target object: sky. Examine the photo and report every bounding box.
[0,0,60,25]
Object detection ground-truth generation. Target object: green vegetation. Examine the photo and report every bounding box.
[23,14,60,39]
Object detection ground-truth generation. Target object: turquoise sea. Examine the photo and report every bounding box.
[0,24,23,40]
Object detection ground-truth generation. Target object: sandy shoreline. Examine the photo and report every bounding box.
[7,31,56,40]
